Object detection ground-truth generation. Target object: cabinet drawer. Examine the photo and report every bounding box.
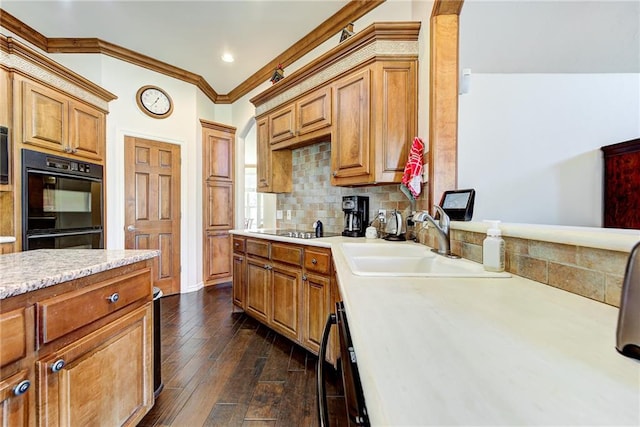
[246,238,270,259]
[37,268,151,345]
[304,248,331,275]
[271,243,302,266]
[0,308,27,368]
[233,237,246,253]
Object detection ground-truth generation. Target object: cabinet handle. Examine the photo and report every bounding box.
[106,292,120,303]
[332,171,337,177]
[13,380,31,396]
[311,258,318,265]
[51,359,65,373]
[302,274,307,281]
[263,264,269,269]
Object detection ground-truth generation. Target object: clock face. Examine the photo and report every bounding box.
[136,85,173,118]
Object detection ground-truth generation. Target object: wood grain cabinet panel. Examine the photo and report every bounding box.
[331,68,371,184]
[0,369,33,427]
[246,257,270,323]
[0,308,27,368]
[232,254,246,309]
[68,100,104,161]
[270,263,301,342]
[201,120,235,286]
[37,268,151,345]
[37,304,153,427]
[17,76,106,163]
[269,104,296,145]
[297,86,332,138]
[301,272,330,355]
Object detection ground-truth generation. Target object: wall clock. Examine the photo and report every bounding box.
[136,85,173,119]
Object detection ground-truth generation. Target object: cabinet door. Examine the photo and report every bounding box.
[37,304,153,427]
[372,60,417,183]
[232,254,246,309]
[0,370,33,427]
[246,257,270,323]
[204,181,233,230]
[331,68,371,185]
[270,262,301,342]
[203,126,234,181]
[301,272,330,355]
[269,104,296,145]
[204,232,232,284]
[297,85,331,138]
[256,117,271,192]
[20,78,68,152]
[68,100,104,162]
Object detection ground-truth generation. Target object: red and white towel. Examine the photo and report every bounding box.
[401,137,424,199]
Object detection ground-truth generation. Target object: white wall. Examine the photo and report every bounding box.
[458,73,640,226]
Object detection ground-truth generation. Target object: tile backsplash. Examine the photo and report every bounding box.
[276,142,413,233]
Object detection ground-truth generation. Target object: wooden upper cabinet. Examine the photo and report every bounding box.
[69,99,105,161]
[256,116,292,194]
[203,123,234,181]
[331,60,418,186]
[269,103,296,145]
[268,85,332,148]
[17,76,106,163]
[297,86,332,138]
[20,78,68,150]
[331,67,371,185]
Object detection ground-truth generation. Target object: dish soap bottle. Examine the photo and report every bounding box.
[483,220,505,272]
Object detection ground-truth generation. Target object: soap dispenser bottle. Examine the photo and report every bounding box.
[483,220,505,272]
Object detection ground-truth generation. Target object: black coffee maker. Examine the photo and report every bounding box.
[342,195,369,237]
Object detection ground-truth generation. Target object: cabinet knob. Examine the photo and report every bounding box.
[311,258,318,265]
[13,380,31,396]
[302,274,307,281]
[51,359,65,373]
[332,171,338,177]
[107,292,120,303]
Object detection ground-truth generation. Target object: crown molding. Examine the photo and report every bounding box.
[1,35,117,110]
[0,0,385,105]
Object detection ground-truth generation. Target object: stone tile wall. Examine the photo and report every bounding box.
[419,227,627,308]
[276,142,412,234]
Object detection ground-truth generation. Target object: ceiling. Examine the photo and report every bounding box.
[0,0,359,98]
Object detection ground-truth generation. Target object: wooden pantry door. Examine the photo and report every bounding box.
[124,136,181,295]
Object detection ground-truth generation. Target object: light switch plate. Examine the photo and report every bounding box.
[276,210,283,220]
[286,210,292,220]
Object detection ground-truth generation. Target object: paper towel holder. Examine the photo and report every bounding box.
[616,240,640,360]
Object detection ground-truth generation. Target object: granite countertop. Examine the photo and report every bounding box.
[330,239,640,426]
[0,249,159,299]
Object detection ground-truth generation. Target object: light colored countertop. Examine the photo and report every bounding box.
[0,236,16,244]
[0,249,159,299]
[330,239,640,426]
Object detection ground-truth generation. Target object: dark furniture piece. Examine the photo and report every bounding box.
[601,138,640,229]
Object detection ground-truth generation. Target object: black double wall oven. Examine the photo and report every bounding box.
[22,149,104,250]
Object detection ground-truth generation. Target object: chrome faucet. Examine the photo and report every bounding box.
[414,205,458,258]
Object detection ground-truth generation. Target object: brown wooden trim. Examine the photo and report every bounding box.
[231,0,385,103]
[0,1,385,104]
[0,35,117,104]
[200,119,237,133]
[428,12,460,206]
[250,21,421,107]
[432,0,464,17]
[0,8,48,50]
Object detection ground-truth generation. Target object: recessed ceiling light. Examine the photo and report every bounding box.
[221,53,234,63]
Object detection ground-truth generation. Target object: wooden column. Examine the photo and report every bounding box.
[428,0,463,209]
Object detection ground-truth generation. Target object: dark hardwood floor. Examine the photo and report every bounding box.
[138,285,348,426]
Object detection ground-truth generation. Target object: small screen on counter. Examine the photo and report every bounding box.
[442,192,470,209]
[439,189,475,221]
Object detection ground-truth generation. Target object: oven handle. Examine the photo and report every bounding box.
[26,229,103,239]
[317,312,336,427]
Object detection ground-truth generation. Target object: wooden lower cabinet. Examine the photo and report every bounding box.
[246,256,270,324]
[235,237,337,362]
[204,232,233,285]
[301,272,330,354]
[36,304,153,427]
[270,263,301,342]
[0,369,34,427]
[232,253,246,308]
